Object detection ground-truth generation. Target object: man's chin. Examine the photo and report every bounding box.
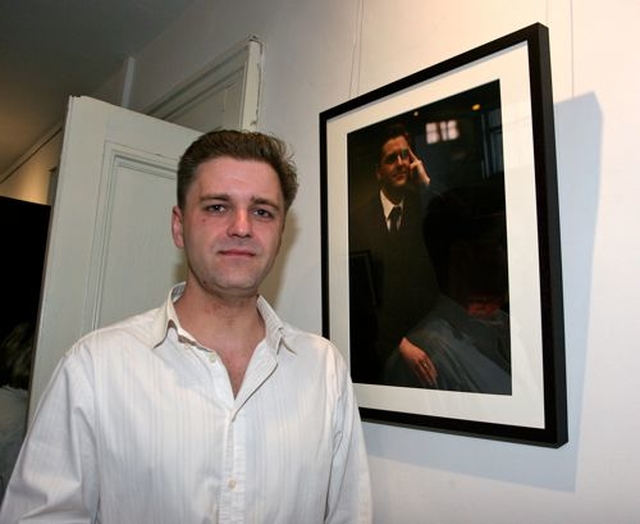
[390,177,409,189]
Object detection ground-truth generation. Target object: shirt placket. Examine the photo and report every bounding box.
[218,408,246,523]
[217,341,277,523]
[190,333,278,523]
[201,350,245,523]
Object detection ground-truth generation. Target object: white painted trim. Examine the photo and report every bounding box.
[119,56,137,109]
[144,36,263,131]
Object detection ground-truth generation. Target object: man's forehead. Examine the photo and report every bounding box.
[198,155,272,171]
[190,157,283,202]
[195,157,276,182]
[381,136,409,153]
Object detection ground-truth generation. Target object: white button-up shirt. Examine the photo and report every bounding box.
[1,286,372,523]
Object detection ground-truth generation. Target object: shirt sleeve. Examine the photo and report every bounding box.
[0,344,99,523]
[324,346,373,524]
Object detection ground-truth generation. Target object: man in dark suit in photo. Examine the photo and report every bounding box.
[349,123,439,386]
[348,122,511,394]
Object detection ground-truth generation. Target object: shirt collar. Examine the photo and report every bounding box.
[379,189,404,220]
[150,283,293,355]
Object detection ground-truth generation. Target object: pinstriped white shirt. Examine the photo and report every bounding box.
[1,285,372,523]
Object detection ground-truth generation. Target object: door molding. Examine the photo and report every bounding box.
[144,36,263,131]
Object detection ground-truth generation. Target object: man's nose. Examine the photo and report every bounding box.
[393,152,406,165]
[228,209,252,237]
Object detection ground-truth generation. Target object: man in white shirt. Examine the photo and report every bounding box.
[0,130,372,523]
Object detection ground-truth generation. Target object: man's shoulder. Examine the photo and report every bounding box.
[352,192,382,217]
[281,324,347,366]
[46,306,164,391]
[73,306,162,354]
[281,322,328,347]
[350,193,385,242]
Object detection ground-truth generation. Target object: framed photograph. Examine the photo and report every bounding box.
[319,23,567,446]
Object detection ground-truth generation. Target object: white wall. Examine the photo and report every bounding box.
[35,0,640,521]
[120,0,640,522]
[0,131,61,204]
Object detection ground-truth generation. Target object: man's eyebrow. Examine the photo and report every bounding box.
[251,196,281,210]
[199,193,282,210]
[200,192,229,200]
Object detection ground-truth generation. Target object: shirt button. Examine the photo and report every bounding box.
[208,352,217,363]
[228,478,237,490]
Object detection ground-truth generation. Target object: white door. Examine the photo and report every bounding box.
[29,96,200,418]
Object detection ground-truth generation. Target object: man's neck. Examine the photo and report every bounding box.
[380,187,404,206]
[174,282,266,396]
[175,283,263,344]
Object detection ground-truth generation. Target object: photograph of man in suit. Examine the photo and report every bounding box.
[348,117,511,394]
[349,123,439,386]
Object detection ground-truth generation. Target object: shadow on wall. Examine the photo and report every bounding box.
[362,92,601,492]
[259,208,300,305]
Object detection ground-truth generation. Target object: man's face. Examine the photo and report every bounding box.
[171,156,285,300]
[376,135,411,197]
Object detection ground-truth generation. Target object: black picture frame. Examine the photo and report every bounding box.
[319,23,567,447]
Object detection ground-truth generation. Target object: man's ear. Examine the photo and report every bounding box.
[171,205,185,249]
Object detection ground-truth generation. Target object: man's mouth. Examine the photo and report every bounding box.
[392,169,408,181]
[219,248,255,258]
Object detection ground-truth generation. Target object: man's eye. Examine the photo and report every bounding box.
[383,149,409,165]
[254,208,274,219]
[205,204,226,213]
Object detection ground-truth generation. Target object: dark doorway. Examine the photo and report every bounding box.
[0,196,50,500]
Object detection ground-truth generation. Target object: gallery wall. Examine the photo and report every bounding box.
[123,1,639,522]
[6,0,640,521]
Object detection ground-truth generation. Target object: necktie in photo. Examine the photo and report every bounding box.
[389,205,402,234]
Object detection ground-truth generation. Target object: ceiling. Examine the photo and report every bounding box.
[0,0,197,177]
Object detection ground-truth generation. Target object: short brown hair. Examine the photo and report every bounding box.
[177,129,299,211]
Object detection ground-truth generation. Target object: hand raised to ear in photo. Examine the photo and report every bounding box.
[408,147,431,186]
